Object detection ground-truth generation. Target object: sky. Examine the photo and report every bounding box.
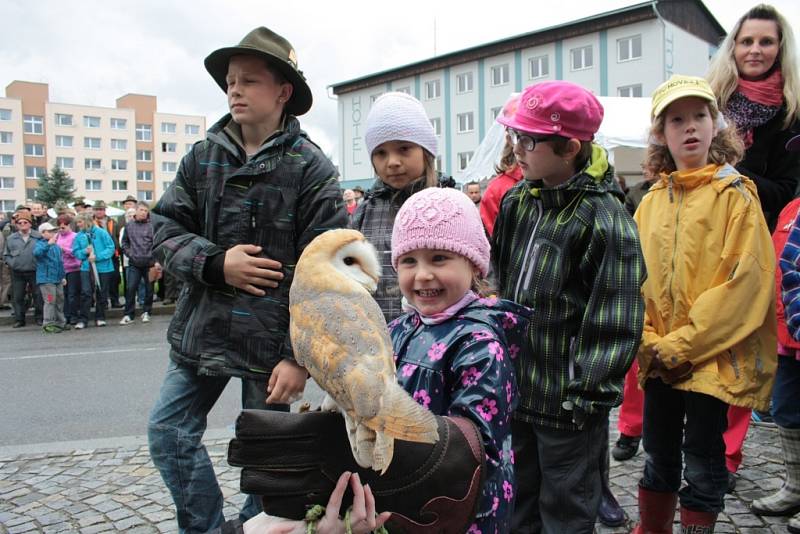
[2,0,798,163]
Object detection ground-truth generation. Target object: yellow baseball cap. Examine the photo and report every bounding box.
[651,75,717,119]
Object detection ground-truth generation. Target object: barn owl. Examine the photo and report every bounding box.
[290,229,439,473]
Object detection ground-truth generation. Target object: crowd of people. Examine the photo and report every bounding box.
[0,196,182,331]
[4,4,800,533]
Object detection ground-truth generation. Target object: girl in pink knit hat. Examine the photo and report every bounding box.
[389,187,530,534]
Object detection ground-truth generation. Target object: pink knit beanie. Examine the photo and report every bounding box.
[391,188,490,276]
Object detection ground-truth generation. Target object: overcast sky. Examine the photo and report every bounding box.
[3,0,798,162]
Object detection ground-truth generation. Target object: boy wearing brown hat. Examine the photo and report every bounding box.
[2,210,43,327]
[146,27,346,533]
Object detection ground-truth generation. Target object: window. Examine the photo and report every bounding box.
[111,139,128,151]
[618,35,642,62]
[111,159,128,171]
[457,112,474,133]
[435,156,443,171]
[162,161,177,173]
[430,117,441,136]
[491,64,510,86]
[571,45,593,70]
[83,116,101,128]
[137,170,153,182]
[370,93,384,104]
[0,177,13,189]
[24,143,45,157]
[26,166,45,178]
[163,180,173,191]
[136,150,152,162]
[26,188,39,200]
[456,72,473,94]
[110,118,127,130]
[618,84,643,98]
[396,87,411,95]
[136,124,152,141]
[138,190,153,201]
[458,151,474,171]
[112,180,128,191]
[185,124,200,135]
[55,113,73,126]
[84,137,101,149]
[162,142,177,153]
[85,179,102,191]
[0,132,11,144]
[161,122,176,134]
[56,157,74,169]
[424,80,441,100]
[490,106,502,120]
[24,115,44,134]
[529,55,549,79]
[84,158,102,170]
[0,199,15,212]
[56,135,73,148]
[0,155,13,167]
[0,109,11,121]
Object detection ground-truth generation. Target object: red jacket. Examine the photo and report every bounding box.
[774,198,800,352]
[480,165,523,236]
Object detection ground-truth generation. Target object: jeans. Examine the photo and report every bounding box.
[641,378,729,513]
[147,360,289,534]
[40,283,66,327]
[78,269,112,323]
[11,270,42,323]
[124,265,153,318]
[772,355,800,429]
[64,271,81,324]
[511,413,606,533]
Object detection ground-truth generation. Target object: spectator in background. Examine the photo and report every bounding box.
[56,214,81,326]
[352,186,365,204]
[73,210,116,328]
[28,201,48,228]
[3,210,43,328]
[72,198,87,215]
[120,202,156,325]
[0,212,11,310]
[342,189,358,219]
[92,200,123,308]
[465,181,482,205]
[34,222,68,333]
[122,195,138,212]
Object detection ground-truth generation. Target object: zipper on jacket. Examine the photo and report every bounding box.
[513,199,543,303]
[728,350,741,379]
[568,336,577,381]
[668,185,683,307]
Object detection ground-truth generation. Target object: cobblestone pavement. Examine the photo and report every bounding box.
[0,410,791,533]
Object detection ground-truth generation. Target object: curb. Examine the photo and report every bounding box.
[0,303,176,326]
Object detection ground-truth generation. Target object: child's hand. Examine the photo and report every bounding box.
[266,359,307,404]
[62,279,67,286]
[650,350,693,384]
[48,236,57,245]
[224,244,284,296]
[88,254,96,263]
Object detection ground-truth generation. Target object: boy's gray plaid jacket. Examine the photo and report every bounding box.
[152,115,346,379]
[492,153,646,430]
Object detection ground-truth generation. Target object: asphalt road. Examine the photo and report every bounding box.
[0,314,324,454]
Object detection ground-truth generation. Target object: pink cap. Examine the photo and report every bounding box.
[497,81,604,141]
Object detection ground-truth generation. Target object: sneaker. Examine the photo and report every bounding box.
[141,312,151,323]
[611,434,641,461]
[75,322,86,330]
[752,409,776,427]
[43,324,63,333]
[12,321,25,328]
[119,315,134,325]
[96,320,107,327]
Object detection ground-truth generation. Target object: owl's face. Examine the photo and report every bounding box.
[333,239,381,293]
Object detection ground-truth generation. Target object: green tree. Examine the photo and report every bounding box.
[37,165,76,207]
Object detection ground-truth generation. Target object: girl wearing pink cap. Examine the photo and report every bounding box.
[492,80,646,533]
[390,187,530,533]
[632,75,775,533]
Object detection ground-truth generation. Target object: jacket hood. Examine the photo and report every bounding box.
[520,143,623,208]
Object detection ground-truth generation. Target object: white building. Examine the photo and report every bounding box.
[331,0,725,185]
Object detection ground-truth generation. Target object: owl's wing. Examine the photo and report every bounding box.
[291,290,438,444]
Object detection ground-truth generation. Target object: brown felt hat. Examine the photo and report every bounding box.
[204,27,312,116]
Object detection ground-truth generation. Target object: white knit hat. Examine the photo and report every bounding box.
[365,92,438,157]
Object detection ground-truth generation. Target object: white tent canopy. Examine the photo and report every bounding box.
[459,96,652,186]
[47,200,126,218]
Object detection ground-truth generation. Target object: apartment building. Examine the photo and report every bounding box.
[331,0,726,184]
[0,81,206,211]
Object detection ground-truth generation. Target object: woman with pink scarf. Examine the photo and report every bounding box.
[56,214,81,325]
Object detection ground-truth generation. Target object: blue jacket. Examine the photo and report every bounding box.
[390,296,530,534]
[34,239,65,284]
[72,226,115,273]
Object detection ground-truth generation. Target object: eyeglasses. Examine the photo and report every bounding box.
[508,129,553,152]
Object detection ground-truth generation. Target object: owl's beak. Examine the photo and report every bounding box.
[365,275,378,294]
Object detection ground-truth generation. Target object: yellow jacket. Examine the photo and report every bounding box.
[635,163,776,410]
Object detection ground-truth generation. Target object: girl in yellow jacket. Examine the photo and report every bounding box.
[632,75,776,533]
